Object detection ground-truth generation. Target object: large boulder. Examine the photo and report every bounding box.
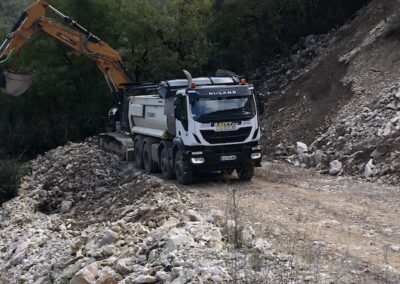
[70,263,99,284]
[132,275,157,284]
[296,142,308,155]
[364,159,376,178]
[329,160,343,176]
[99,230,119,247]
[94,267,122,284]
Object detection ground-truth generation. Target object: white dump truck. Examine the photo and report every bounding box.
[0,2,263,185]
[127,72,264,184]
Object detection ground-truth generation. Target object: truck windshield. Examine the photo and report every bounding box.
[191,96,256,122]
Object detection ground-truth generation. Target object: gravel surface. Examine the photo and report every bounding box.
[1,140,399,283]
[179,162,400,284]
[0,140,296,284]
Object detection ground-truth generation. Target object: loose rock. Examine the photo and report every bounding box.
[329,160,343,176]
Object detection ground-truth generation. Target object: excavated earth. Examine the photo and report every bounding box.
[257,0,400,185]
[0,140,301,284]
[2,1,400,283]
[1,139,399,284]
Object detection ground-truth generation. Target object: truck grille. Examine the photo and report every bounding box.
[200,127,252,144]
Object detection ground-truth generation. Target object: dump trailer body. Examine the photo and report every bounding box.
[129,95,168,138]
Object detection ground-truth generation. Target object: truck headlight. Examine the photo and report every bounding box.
[252,145,261,151]
[251,153,261,160]
[191,157,205,164]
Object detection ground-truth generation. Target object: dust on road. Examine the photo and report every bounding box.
[178,162,400,283]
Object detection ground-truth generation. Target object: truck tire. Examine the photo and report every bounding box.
[134,136,144,169]
[160,147,175,179]
[222,169,235,176]
[237,162,254,181]
[143,138,159,173]
[174,150,193,185]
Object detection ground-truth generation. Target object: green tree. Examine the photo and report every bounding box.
[0,160,24,204]
[0,0,214,159]
[116,0,213,81]
[0,0,31,30]
[210,0,370,72]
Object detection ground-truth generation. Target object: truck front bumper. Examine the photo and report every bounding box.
[182,142,262,172]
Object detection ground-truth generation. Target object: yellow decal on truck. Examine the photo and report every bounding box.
[213,122,239,132]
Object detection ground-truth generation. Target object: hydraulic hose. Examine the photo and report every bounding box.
[0,48,15,64]
[81,35,101,57]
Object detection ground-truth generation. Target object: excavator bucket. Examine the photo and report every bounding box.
[0,70,38,96]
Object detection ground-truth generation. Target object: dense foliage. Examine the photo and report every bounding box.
[211,0,370,70]
[0,0,370,161]
[0,160,24,204]
[0,0,30,30]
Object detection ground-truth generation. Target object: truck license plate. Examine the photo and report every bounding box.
[221,155,237,161]
[215,125,238,132]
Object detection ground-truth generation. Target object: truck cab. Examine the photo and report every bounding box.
[128,76,263,184]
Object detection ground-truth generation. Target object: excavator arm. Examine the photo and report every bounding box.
[0,0,133,97]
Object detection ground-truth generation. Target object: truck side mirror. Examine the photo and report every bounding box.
[174,96,182,120]
[174,96,181,107]
[256,94,265,115]
[174,107,182,120]
[188,92,199,105]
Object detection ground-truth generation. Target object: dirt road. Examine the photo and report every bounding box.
[177,162,400,283]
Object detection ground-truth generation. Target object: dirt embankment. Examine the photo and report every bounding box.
[258,0,400,185]
[0,140,301,284]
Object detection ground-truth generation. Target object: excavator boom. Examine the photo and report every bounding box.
[0,0,47,96]
[0,0,133,97]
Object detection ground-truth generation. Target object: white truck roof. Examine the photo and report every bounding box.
[163,77,239,88]
[159,76,243,98]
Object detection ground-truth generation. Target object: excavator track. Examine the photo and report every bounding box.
[98,132,134,161]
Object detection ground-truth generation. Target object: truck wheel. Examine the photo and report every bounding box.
[134,136,144,169]
[143,139,159,173]
[160,147,175,179]
[174,151,193,185]
[237,162,254,181]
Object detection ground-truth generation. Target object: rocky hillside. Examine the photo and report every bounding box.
[0,139,302,284]
[259,0,400,185]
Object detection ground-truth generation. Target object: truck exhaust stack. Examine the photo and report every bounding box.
[0,70,38,96]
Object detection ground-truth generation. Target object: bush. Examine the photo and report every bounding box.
[0,160,23,204]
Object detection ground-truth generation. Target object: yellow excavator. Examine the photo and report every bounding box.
[0,0,133,97]
[0,0,158,157]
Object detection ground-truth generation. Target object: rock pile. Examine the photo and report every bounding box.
[263,1,400,186]
[273,83,400,184]
[0,139,289,283]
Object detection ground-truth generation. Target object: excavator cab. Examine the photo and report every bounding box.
[0,69,38,96]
